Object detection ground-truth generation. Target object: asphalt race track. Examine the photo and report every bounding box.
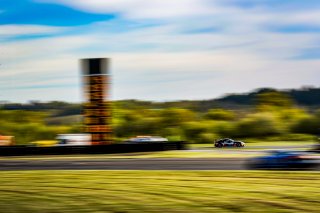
[0,158,246,170]
[0,144,319,171]
[0,158,319,170]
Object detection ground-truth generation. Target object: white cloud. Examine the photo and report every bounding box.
[110,51,320,101]
[38,0,220,19]
[0,25,64,36]
[1,0,320,102]
[37,0,320,28]
[1,26,319,102]
[272,10,320,27]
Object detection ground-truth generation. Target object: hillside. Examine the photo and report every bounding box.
[1,87,320,114]
[115,87,320,112]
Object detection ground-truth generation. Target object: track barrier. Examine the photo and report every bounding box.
[0,141,187,156]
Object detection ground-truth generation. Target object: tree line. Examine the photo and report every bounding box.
[0,88,320,144]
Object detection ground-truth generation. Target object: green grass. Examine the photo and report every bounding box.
[0,171,319,212]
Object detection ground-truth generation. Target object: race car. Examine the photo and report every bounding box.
[214,138,245,148]
[246,150,320,169]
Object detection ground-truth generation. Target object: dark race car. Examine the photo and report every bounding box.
[214,138,245,148]
[246,150,320,170]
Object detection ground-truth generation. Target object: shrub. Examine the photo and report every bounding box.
[205,109,235,120]
[265,134,317,141]
[161,108,196,127]
[235,113,284,138]
[182,122,208,143]
[197,133,218,144]
[291,117,320,135]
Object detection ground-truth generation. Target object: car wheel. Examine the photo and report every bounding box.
[236,143,241,147]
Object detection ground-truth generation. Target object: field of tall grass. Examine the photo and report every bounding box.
[0,171,319,212]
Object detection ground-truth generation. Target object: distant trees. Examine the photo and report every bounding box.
[290,110,320,135]
[217,87,320,107]
[1,86,320,144]
[234,113,283,138]
[0,110,75,144]
[160,108,196,127]
[291,117,319,135]
[255,91,294,110]
[205,109,235,120]
[182,122,207,142]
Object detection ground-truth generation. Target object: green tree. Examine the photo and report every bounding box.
[160,108,196,127]
[255,92,294,110]
[205,109,235,120]
[182,122,208,143]
[235,113,284,138]
[291,116,320,135]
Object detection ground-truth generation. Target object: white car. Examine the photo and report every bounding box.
[56,134,92,146]
[126,136,168,143]
[214,138,245,148]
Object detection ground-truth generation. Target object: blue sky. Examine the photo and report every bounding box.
[0,0,320,102]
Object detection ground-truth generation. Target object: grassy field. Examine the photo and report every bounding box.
[0,171,319,213]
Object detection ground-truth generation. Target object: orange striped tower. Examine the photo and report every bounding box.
[81,58,112,145]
